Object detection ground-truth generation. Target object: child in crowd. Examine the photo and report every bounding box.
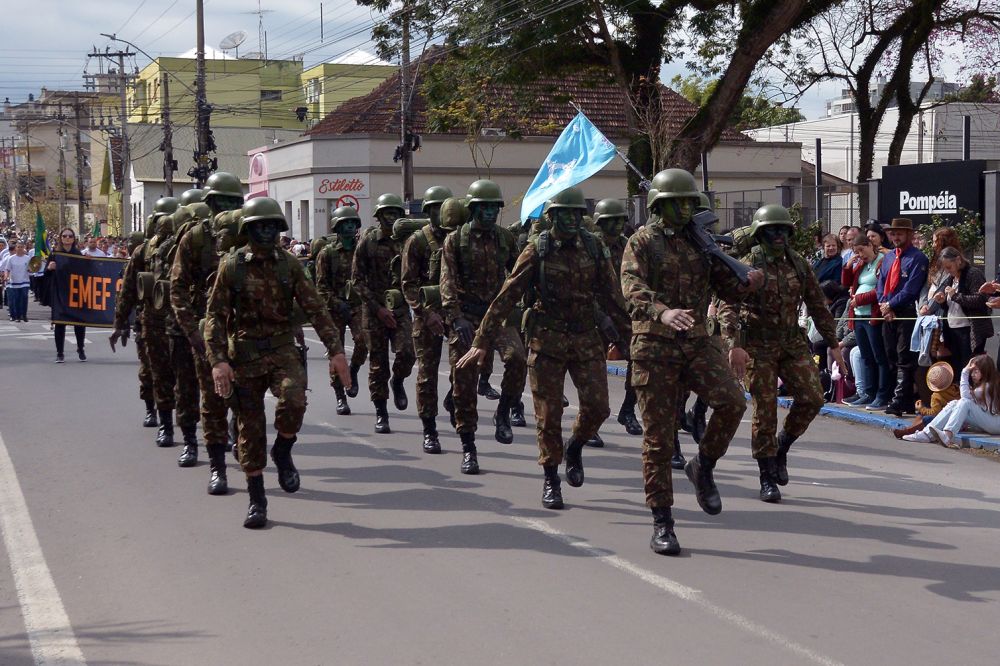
[892,362,960,439]
[904,355,1000,447]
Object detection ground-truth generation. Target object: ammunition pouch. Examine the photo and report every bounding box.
[384,289,407,311]
[152,280,171,311]
[419,285,441,310]
[137,272,155,302]
[228,331,296,364]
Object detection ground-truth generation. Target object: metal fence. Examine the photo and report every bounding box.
[712,184,862,234]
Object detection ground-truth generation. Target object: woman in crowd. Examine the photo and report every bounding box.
[904,355,1000,447]
[863,221,890,254]
[45,227,87,363]
[812,233,843,284]
[929,246,992,374]
[843,235,892,408]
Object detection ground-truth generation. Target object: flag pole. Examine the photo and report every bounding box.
[568,101,651,191]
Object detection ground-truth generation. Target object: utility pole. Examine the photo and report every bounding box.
[89,47,135,233]
[161,72,175,195]
[189,0,216,187]
[399,0,413,203]
[58,105,67,227]
[73,93,86,229]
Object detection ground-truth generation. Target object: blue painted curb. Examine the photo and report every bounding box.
[607,363,1000,453]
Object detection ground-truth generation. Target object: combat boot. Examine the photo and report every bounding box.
[689,398,708,444]
[374,399,391,434]
[177,424,199,467]
[670,432,686,470]
[335,385,351,416]
[542,465,564,509]
[421,416,441,454]
[758,457,781,503]
[685,452,722,515]
[243,475,267,529]
[617,389,643,435]
[565,435,586,487]
[493,395,514,444]
[478,376,501,400]
[650,506,681,556]
[460,432,479,475]
[775,431,797,486]
[443,388,457,428]
[206,443,228,495]
[155,410,174,447]
[270,435,300,493]
[510,399,527,427]
[228,414,238,453]
[391,374,408,411]
[142,399,158,427]
[586,432,605,448]
[347,363,361,398]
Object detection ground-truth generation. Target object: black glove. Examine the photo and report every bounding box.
[452,317,474,348]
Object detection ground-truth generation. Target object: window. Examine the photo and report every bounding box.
[260,90,282,101]
[305,79,319,103]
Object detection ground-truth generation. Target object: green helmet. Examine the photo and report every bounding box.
[204,172,244,201]
[330,206,361,231]
[546,186,587,211]
[127,231,145,254]
[647,169,700,210]
[593,198,627,225]
[373,193,406,217]
[239,197,289,233]
[421,186,453,212]
[153,197,180,216]
[466,180,504,206]
[180,188,206,206]
[697,192,712,211]
[749,204,794,238]
[144,216,157,239]
[439,197,470,230]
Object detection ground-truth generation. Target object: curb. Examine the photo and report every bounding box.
[607,362,1000,453]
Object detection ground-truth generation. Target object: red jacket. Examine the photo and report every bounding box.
[842,256,883,330]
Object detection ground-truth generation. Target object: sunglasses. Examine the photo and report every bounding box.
[61,234,75,238]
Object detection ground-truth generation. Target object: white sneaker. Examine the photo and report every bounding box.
[902,431,933,443]
[928,426,957,448]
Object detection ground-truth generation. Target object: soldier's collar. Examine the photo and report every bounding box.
[647,217,674,238]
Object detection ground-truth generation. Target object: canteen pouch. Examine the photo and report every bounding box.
[152,279,171,310]
[384,289,407,311]
[419,285,441,310]
[137,271,155,302]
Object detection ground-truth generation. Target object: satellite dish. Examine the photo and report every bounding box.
[220,30,247,51]
[240,51,264,60]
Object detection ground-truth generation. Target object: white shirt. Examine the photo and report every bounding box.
[2,253,31,287]
[82,247,108,257]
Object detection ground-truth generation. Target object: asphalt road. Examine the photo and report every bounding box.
[1,306,998,665]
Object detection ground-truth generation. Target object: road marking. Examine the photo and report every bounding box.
[0,431,86,665]
[508,515,844,666]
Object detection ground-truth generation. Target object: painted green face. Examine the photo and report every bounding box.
[471,202,501,229]
[661,198,695,228]
[208,194,244,214]
[247,219,281,246]
[758,224,791,256]
[598,216,626,238]
[377,210,402,228]
[550,208,582,239]
[425,203,443,228]
[337,220,360,250]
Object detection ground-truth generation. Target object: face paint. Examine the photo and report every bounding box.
[426,203,443,228]
[599,216,626,238]
[209,195,244,214]
[472,202,501,229]
[662,198,694,229]
[758,225,791,256]
[551,208,582,239]
[337,220,360,250]
[378,210,401,228]
[248,219,281,246]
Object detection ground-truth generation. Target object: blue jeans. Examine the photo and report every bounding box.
[6,287,27,320]
[855,319,893,401]
[850,345,869,397]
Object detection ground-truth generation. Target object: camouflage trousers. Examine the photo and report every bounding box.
[233,347,307,474]
[134,323,154,403]
[450,323,526,434]
[140,315,175,412]
[330,305,368,390]
[633,340,746,508]
[412,319,444,419]
[746,337,824,458]
[193,349,229,446]
[362,308,415,402]
[528,347,607,466]
[169,335,200,429]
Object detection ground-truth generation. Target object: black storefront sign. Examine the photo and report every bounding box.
[879,160,985,225]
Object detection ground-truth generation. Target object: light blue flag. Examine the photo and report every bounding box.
[519,112,618,222]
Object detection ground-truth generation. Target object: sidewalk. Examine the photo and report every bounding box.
[607,361,1000,453]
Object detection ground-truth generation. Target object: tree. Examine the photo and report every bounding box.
[944,73,1000,103]
[671,74,805,130]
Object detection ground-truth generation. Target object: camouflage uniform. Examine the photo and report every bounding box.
[620,217,747,509]
[113,243,155,417]
[351,226,415,402]
[205,245,343,474]
[315,239,368,383]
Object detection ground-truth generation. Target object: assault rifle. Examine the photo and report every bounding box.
[687,210,751,286]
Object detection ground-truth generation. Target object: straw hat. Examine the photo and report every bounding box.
[926,362,955,392]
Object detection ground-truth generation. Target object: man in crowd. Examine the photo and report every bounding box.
[206,197,349,529]
[2,240,31,322]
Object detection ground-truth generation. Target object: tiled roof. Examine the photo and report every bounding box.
[307,50,750,145]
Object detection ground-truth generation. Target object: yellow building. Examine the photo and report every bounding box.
[301,51,397,128]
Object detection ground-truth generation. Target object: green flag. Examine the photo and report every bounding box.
[35,208,47,258]
[92,218,102,237]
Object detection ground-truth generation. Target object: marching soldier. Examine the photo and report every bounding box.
[440,180,526,474]
[457,186,630,507]
[620,168,762,556]
[718,204,843,502]
[401,185,453,454]
[206,197,350,529]
[170,174,245,494]
[351,193,416,433]
[316,206,369,415]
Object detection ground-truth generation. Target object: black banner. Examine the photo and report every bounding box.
[50,252,127,328]
[879,160,985,226]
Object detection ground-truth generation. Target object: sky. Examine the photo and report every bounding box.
[1,0,844,120]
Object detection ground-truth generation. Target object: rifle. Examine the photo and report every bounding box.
[687,210,752,286]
